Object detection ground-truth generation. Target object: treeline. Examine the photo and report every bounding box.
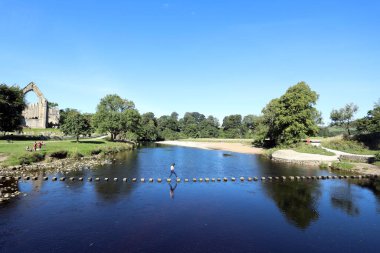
[1,82,378,147]
[59,95,262,142]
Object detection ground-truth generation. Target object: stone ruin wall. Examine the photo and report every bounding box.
[22,82,60,129]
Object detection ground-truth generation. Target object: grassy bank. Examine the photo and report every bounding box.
[331,162,354,170]
[322,138,378,155]
[292,143,335,156]
[0,139,134,166]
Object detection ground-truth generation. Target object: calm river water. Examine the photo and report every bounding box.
[1,144,380,253]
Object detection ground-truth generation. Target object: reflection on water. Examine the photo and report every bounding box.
[355,178,380,213]
[168,182,177,200]
[1,145,380,253]
[263,181,321,229]
[330,184,360,216]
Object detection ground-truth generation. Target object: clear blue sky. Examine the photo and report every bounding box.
[1,0,379,124]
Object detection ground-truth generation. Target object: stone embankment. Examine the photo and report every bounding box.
[321,147,375,163]
[271,147,379,174]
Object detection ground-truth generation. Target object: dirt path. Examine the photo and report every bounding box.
[156,141,264,155]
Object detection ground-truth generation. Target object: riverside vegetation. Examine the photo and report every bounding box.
[0,82,379,169]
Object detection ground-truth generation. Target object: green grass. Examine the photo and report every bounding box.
[19,128,64,136]
[322,139,378,155]
[374,161,380,167]
[292,143,335,156]
[331,162,354,170]
[0,139,133,166]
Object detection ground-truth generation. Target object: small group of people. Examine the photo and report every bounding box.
[26,141,45,152]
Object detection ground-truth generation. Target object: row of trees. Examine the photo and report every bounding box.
[59,81,324,146]
[59,95,264,142]
[1,83,378,146]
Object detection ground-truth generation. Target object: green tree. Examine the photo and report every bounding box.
[0,84,26,134]
[330,103,358,136]
[59,108,79,126]
[93,94,137,141]
[179,112,206,138]
[242,114,260,137]
[199,115,220,138]
[141,112,158,141]
[48,101,59,108]
[157,112,180,140]
[222,114,242,138]
[60,111,91,142]
[356,99,380,133]
[260,82,320,145]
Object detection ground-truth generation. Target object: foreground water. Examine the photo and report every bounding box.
[1,145,380,253]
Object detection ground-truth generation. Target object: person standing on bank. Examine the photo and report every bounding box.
[169,163,178,178]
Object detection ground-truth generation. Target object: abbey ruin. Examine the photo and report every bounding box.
[22,82,60,128]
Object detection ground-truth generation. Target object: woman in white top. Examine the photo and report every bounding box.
[168,163,178,178]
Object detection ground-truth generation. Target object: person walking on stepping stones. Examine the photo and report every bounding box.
[169,163,178,178]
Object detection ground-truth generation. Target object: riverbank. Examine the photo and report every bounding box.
[0,139,134,167]
[156,140,264,154]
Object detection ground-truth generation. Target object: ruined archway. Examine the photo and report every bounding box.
[21,82,59,129]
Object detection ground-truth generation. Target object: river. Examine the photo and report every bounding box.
[1,144,379,252]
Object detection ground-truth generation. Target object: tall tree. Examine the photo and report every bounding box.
[330,103,358,136]
[141,112,158,141]
[242,114,260,137]
[59,108,79,126]
[0,84,26,134]
[222,114,242,138]
[260,82,320,145]
[180,112,206,138]
[356,99,380,134]
[60,111,91,142]
[93,94,137,141]
[199,115,219,138]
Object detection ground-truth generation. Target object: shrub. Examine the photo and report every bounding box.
[18,152,45,165]
[90,149,102,155]
[71,152,83,159]
[375,152,380,161]
[319,163,329,169]
[49,150,68,159]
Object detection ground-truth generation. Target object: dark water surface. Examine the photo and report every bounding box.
[1,145,380,253]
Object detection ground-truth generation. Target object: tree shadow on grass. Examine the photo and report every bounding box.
[69,141,105,144]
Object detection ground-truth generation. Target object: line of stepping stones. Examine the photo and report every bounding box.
[1,174,378,183]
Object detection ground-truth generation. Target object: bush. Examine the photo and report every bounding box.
[90,149,102,155]
[375,152,380,161]
[49,150,68,159]
[18,152,46,165]
[319,163,329,169]
[71,152,83,159]
[102,146,131,155]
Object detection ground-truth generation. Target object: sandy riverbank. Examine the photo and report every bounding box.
[156,141,264,155]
